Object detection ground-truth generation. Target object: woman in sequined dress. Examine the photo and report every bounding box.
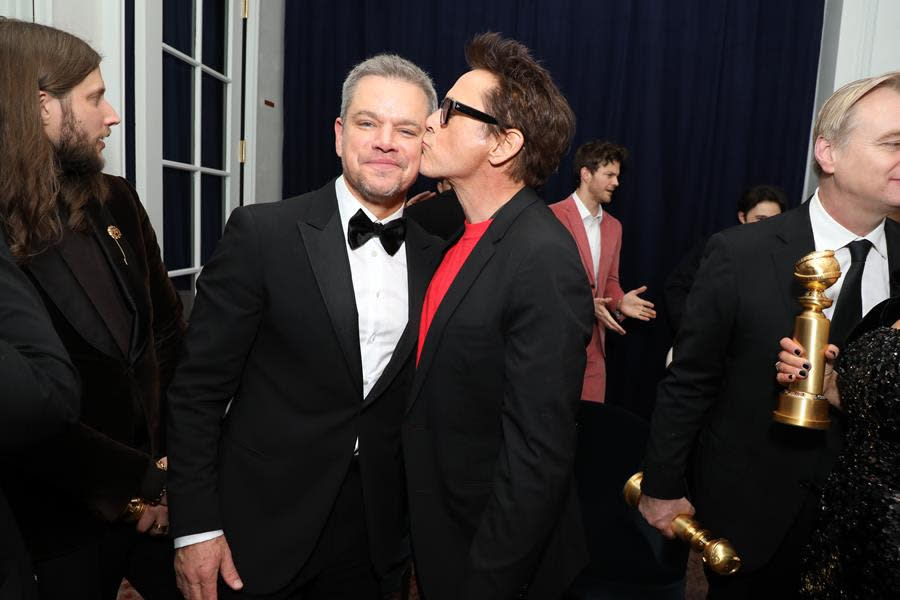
[798,297,900,599]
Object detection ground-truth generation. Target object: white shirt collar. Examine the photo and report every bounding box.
[334,175,405,242]
[572,191,603,223]
[809,189,886,259]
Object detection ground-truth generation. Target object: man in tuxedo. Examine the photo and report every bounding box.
[403,33,594,599]
[639,71,900,598]
[0,230,80,600]
[549,141,656,403]
[167,55,441,599]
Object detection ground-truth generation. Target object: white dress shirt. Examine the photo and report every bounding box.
[573,191,603,281]
[808,190,889,320]
[174,176,409,549]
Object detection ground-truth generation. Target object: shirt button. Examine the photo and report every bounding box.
[370,251,377,257]
[369,334,376,343]
[376,290,381,298]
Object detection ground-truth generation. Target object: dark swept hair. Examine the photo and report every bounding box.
[737,184,787,215]
[465,32,575,188]
[0,18,102,261]
[572,140,627,187]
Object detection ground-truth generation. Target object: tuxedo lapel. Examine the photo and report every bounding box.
[364,221,441,406]
[771,202,815,317]
[87,201,148,363]
[297,186,364,393]
[560,197,597,291]
[407,188,536,413]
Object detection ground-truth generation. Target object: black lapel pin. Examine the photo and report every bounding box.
[107,225,128,265]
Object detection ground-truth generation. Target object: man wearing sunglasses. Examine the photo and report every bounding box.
[403,33,594,600]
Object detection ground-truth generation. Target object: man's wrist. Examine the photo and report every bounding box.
[174,530,225,549]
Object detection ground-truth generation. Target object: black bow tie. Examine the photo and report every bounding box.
[347,209,406,256]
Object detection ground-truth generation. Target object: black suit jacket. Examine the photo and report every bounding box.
[642,202,900,572]
[1,175,185,559]
[166,180,442,595]
[402,187,594,600]
[0,233,80,599]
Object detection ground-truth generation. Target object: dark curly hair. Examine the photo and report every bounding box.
[572,141,627,187]
[465,32,575,188]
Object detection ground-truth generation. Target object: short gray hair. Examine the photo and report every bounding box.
[813,71,900,175]
[340,54,437,120]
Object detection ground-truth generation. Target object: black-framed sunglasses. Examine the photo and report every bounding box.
[440,97,499,126]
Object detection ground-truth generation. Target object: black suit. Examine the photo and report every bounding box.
[642,202,900,589]
[167,181,442,596]
[1,175,185,598]
[403,187,594,600]
[0,233,80,600]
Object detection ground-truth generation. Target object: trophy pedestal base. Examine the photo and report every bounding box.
[773,390,830,429]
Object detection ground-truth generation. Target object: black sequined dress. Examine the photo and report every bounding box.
[800,323,900,599]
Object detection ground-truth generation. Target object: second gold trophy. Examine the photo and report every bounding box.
[772,250,841,429]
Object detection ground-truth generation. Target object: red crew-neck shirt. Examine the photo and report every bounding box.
[417,219,493,365]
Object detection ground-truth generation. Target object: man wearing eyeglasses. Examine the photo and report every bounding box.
[402,33,594,600]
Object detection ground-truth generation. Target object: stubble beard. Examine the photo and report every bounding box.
[343,163,409,211]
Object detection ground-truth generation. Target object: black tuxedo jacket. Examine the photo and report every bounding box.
[642,202,900,571]
[402,187,594,600]
[1,175,185,559]
[166,180,442,595]
[0,233,79,598]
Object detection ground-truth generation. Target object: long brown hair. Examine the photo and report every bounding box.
[0,18,102,261]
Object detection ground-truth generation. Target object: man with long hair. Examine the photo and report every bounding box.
[0,19,184,598]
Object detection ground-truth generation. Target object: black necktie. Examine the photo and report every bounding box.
[347,209,406,256]
[829,238,873,347]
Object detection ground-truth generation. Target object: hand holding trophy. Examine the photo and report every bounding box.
[773,250,842,429]
[624,472,741,575]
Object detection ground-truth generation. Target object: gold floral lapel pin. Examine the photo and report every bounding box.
[107,225,128,265]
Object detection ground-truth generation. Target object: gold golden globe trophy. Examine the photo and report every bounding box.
[623,472,741,575]
[772,250,842,430]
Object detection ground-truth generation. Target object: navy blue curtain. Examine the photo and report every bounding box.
[283,0,824,418]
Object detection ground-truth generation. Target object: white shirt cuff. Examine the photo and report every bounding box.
[174,530,224,549]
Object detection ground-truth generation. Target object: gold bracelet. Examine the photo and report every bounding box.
[125,497,147,522]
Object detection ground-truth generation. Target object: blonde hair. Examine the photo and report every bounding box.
[813,71,900,175]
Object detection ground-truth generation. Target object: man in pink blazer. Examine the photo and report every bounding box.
[550,141,656,403]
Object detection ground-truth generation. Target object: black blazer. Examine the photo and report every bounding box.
[1,175,185,559]
[166,181,442,595]
[642,202,900,572]
[0,233,80,599]
[402,187,594,600]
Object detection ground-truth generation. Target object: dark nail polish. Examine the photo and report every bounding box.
[799,370,807,377]
[803,362,811,370]
[789,374,794,380]
[794,349,802,356]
